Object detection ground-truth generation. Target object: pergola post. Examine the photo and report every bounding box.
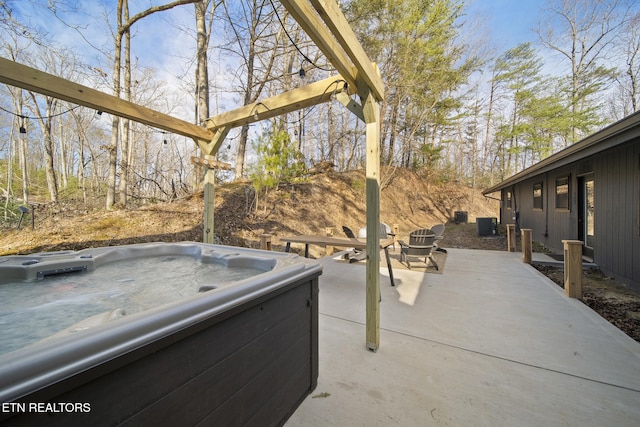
[191,155,231,244]
[363,89,381,352]
[203,167,215,244]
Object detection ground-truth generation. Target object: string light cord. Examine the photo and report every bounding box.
[0,105,81,120]
[278,79,347,126]
[267,0,333,73]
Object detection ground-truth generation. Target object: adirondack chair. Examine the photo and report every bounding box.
[398,228,437,269]
[342,226,367,263]
[429,224,446,246]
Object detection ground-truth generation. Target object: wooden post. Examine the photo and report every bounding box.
[325,227,334,256]
[260,234,272,251]
[521,229,532,264]
[363,86,381,352]
[193,156,231,245]
[507,224,516,252]
[203,167,215,244]
[563,240,583,298]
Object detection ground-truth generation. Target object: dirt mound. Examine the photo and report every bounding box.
[0,168,498,257]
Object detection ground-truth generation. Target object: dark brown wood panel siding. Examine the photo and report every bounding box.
[593,142,640,284]
[544,166,576,252]
[507,168,579,254]
[513,177,548,244]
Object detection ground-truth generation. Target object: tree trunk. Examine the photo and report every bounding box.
[193,0,212,190]
[106,0,124,210]
[28,93,59,203]
[118,2,132,207]
[57,115,69,189]
[107,0,200,209]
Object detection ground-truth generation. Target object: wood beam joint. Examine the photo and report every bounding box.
[190,156,231,170]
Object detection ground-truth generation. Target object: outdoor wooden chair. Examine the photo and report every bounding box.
[342,226,367,263]
[429,223,446,246]
[398,228,437,269]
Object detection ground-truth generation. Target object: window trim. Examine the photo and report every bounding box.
[533,182,543,211]
[555,175,570,212]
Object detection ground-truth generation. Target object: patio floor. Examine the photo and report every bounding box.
[285,248,640,426]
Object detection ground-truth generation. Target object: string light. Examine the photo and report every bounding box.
[0,105,83,135]
[251,102,270,121]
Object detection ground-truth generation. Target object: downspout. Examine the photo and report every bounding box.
[512,184,519,233]
[544,172,549,243]
[484,193,502,225]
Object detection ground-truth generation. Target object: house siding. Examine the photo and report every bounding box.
[497,139,640,287]
[594,142,640,284]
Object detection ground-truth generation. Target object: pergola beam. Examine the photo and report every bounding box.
[309,0,384,101]
[205,74,351,131]
[335,91,364,121]
[279,0,359,93]
[0,57,214,144]
[201,126,230,156]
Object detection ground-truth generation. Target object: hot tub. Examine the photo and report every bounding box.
[0,242,321,426]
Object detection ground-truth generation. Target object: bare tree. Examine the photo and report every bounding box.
[106,0,199,210]
[22,48,83,203]
[195,0,217,128]
[222,0,289,180]
[536,0,633,143]
[617,11,640,113]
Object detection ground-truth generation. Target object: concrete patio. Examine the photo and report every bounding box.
[285,248,640,426]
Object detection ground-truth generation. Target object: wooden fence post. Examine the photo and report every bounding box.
[507,224,516,252]
[562,240,583,299]
[521,229,532,264]
[260,234,272,251]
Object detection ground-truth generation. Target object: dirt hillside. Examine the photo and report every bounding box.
[0,168,499,256]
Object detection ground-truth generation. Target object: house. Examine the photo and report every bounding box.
[483,110,640,289]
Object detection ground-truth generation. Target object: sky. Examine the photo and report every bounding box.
[0,0,569,143]
[466,0,545,49]
[7,0,548,73]
[0,0,554,142]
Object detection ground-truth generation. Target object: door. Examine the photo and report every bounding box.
[578,175,595,259]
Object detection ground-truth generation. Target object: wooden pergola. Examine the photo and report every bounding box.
[0,0,385,351]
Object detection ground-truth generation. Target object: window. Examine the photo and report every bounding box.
[506,191,512,210]
[533,182,543,210]
[555,176,569,210]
